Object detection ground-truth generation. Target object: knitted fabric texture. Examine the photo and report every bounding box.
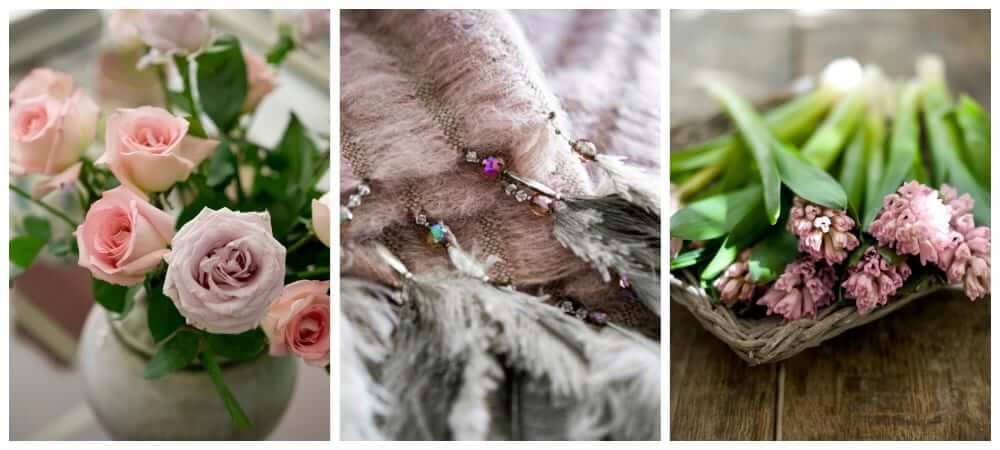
[340,11,661,334]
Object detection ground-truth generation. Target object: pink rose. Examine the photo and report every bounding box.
[75,186,175,286]
[242,50,277,113]
[311,192,331,247]
[163,208,287,334]
[262,280,330,367]
[137,10,212,55]
[10,91,99,176]
[107,10,144,51]
[11,68,75,103]
[97,106,218,194]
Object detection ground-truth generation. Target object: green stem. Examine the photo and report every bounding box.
[293,267,330,279]
[173,55,208,138]
[10,184,78,228]
[199,351,252,429]
[286,231,315,254]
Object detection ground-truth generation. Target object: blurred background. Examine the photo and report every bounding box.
[9,9,330,440]
[670,10,989,440]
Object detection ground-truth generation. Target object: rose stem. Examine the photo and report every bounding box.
[286,230,315,254]
[199,351,252,429]
[9,184,78,228]
[294,267,330,279]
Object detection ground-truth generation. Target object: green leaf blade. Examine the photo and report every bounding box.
[703,81,782,224]
[204,328,268,361]
[10,236,46,269]
[146,275,185,343]
[92,278,129,314]
[196,35,248,133]
[669,185,763,241]
[773,144,848,210]
[143,329,200,379]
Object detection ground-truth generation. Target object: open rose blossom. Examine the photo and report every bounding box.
[75,186,175,286]
[10,90,99,177]
[842,247,912,315]
[311,192,331,247]
[242,49,277,113]
[137,10,212,55]
[757,257,837,321]
[163,208,287,334]
[98,106,218,194]
[869,181,954,266]
[11,68,75,103]
[938,185,991,300]
[262,280,330,367]
[787,196,859,265]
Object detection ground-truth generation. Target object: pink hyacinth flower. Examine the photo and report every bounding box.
[787,197,860,265]
[842,247,912,315]
[869,181,955,266]
[713,249,761,306]
[938,185,991,300]
[757,258,837,321]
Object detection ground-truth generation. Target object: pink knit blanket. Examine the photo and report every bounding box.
[340,10,660,334]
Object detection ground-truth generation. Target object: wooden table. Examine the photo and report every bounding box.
[670,10,991,440]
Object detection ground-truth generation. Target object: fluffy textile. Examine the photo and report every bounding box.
[340,10,661,332]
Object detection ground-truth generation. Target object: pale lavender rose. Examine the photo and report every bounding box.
[107,10,145,51]
[842,247,912,315]
[787,196,859,265]
[869,181,954,266]
[757,257,837,321]
[137,10,212,55]
[163,208,287,334]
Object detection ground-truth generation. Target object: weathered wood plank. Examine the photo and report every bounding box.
[780,291,990,440]
[670,301,778,440]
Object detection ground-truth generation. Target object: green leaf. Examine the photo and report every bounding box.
[747,226,799,283]
[800,85,867,170]
[669,185,763,241]
[703,80,782,224]
[861,111,888,229]
[204,328,267,361]
[670,247,708,270]
[700,200,770,281]
[200,351,253,428]
[266,114,319,237]
[22,215,51,242]
[10,236,46,269]
[196,35,248,133]
[867,82,922,228]
[954,95,989,184]
[143,329,200,379]
[146,274,185,342]
[837,126,867,212]
[773,144,848,210]
[206,141,237,188]
[266,24,296,65]
[92,278,130,314]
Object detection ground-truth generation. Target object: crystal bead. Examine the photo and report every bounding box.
[504,183,518,196]
[347,194,362,208]
[529,194,552,216]
[415,213,428,226]
[587,310,608,326]
[572,139,598,161]
[619,275,631,289]
[514,190,530,202]
[464,150,479,163]
[426,223,448,246]
[559,300,575,313]
[340,207,353,222]
[574,308,588,320]
[481,156,504,180]
[357,184,371,196]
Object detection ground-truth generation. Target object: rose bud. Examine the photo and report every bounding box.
[10,92,99,176]
[75,186,175,286]
[311,192,331,247]
[262,280,330,367]
[11,68,75,104]
[97,106,218,195]
[242,49,277,113]
[137,10,212,55]
[163,208,287,334]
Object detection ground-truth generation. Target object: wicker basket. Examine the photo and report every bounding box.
[670,93,952,365]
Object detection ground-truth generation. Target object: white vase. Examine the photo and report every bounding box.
[78,299,298,440]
